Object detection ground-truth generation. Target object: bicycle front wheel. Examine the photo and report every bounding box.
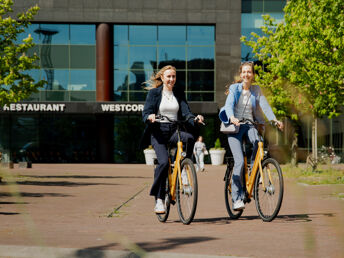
[254,158,284,222]
[176,158,198,225]
[224,166,243,219]
[156,177,171,223]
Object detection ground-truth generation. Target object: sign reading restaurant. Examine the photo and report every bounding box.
[0,102,144,114]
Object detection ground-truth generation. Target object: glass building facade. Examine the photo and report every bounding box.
[113,25,215,102]
[20,24,97,102]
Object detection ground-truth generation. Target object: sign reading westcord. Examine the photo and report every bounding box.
[0,102,144,114]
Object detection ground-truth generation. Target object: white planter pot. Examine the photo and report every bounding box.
[209,149,226,165]
[143,148,157,165]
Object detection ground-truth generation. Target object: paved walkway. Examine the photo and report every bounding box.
[0,164,343,258]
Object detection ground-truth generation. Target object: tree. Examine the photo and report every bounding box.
[0,0,45,106]
[242,0,344,166]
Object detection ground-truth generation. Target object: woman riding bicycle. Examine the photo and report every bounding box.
[141,65,204,214]
[219,62,283,211]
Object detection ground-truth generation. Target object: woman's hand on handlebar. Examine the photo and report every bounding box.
[274,120,284,131]
[148,114,156,123]
[195,115,205,125]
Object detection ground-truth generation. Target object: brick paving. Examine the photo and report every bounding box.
[0,164,343,257]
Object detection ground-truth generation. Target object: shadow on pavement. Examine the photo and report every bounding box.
[0,192,71,198]
[73,243,118,258]
[191,217,232,224]
[9,181,119,187]
[0,212,20,215]
[136,236,218,252]
[24,175,150,179]
[274,212,335,223]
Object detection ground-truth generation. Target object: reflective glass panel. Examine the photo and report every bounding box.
[70,70,96,91]
[41,45,69,69]
[187,92,214,101]
[114,46,129,69]
[37,24,69,44]
[17,24,40,44]
[129,46,156,70]
[43,69,69,90]
[114,91,128,101]
[188,71,214,91]
[158,47,186,69]
[114,25,129,45]
[129,70,151,90]
[44,90,68,101]
[175,70,186,92]
[70,24,95,45]
[24,69,42,84]
[129,25,157,45]
[70,45,96,69]
[158,26,186,45]
[187,26,215,45]
[70,91,96,101]
[114,70,129,91]
[129,91,148,101]
[187,47,215,69]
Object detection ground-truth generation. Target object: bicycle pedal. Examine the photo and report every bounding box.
[244,198,251,204]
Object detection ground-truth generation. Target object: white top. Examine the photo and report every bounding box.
[193,141,206,153]
[234,89,253,121]
[158,90,179,122]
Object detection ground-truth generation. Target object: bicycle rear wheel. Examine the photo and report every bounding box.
[156,177,171,222]
[176,158,198,224]
[254,158,284,222]
[224,166,243,219]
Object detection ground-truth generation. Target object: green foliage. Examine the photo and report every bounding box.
[0,0,46,105]
[213,138,223,150]
[242,0,344,120]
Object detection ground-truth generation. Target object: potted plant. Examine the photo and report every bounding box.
[143,145,157,165]
[209,138,226,165]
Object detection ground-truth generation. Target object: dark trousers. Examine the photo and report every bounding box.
[150,123,194,199]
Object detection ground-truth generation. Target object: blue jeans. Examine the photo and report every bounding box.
[227,123,259,203]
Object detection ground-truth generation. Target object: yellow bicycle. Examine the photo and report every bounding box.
[224,119,284,222]
[154,115,198,225]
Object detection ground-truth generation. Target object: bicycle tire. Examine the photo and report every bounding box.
[176,158,198,225]
[254,158,284,222]
[224,166,243,219]
[156,177,171,222]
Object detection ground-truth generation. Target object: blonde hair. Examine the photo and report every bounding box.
[144,65,177,90]
[224,62,255,95]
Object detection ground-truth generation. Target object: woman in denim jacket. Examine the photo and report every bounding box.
[219,62,283,211]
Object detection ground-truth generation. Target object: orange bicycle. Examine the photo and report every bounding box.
[154,115,199,225]
[224,119,284,222]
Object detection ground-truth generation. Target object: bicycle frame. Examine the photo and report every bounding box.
[245,141,271,198]
[167,127,192,202]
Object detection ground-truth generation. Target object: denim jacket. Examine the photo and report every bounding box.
[219,82,276,125]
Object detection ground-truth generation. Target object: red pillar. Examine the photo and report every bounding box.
[96,23,114,162]
[96,23,113,101]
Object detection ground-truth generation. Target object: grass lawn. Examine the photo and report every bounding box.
[282,163,344,185]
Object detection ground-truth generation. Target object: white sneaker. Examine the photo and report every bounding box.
[181,168,189,185]
[233,200,245,211]
[154,198,165,214]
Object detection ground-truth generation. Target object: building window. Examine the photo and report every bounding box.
[20,24,96,102]
[114,25,215,102]
[241,0,286,61]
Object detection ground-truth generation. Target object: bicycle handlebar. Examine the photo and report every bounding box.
[155,115,205,125]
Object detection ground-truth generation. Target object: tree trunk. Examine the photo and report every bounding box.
[312,116,318,163]
[291,132,298,167]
